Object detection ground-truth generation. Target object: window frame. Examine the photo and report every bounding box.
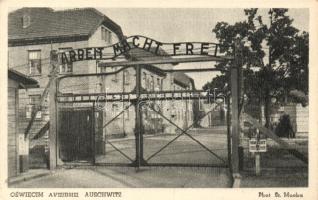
[112,103,120,118]
[22,15,31,28]
[28,50,42,76]
[123,70,130,85]
[156,78,161,91]
[26,95,42,119]
[124,103,130,120]
[101,27,112,44]
[101,27,106,41]
[111,67,119,82]
[142,72,147,88]
[150,75,154,91]
[58,47,73,74]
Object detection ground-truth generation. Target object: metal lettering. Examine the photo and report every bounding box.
[173,43,181,55]
[132,36,140,47]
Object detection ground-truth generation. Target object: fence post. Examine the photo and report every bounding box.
[226,96,232,170]
[231,40,241,175]
[255,153,261,175]
[135,64,144,168]
[49,50,58,170]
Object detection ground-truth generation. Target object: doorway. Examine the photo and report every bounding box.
[58,108,94,162]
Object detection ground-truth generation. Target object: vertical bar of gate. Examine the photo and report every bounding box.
[135,64,144,168]
[92,102,96,165]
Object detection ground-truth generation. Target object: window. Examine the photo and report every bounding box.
[22,15,31,28]
[112,67,118,82]
[112,103,119,117]
[156,78,161,91]
[123,70,130,85]
[28,50,41,75]
[101,27,112,43]
[146,77,150,90]
[161,79,164,91]
[101,27,105,40]
[124,104,130,119]
[150,75,154,91]
[58,48,73,74]
[26,95,41,119]
[108,31,112,44]
[142,72,147,87]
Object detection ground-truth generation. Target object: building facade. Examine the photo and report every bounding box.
[8,7,124,166]
[8,69,38,178]
[8,7,195,165]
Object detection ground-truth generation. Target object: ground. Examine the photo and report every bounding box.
[11,127,232,188]
[96,127,229,166]
[9,126,308,188]
[240,167,308,187]
[10,167,231,188]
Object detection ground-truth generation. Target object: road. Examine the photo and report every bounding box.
[11,166,231,188]
[96,127,229,165]
[11,127,232,188]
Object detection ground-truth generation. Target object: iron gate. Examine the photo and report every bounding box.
[56,64,232,168]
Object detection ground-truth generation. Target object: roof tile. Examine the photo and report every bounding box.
[9,8,123,42]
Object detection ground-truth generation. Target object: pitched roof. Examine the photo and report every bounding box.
[173,72,194,88]
[8,8,124,45]
[8,69,39,88]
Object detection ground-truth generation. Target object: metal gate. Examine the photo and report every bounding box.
[56,64,232,168]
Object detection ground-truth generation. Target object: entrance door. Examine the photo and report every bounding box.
[58,108,94,162]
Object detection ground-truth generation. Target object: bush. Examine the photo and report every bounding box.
[275,114,295,138]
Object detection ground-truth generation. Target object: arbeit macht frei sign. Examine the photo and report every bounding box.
[60,35,224,64]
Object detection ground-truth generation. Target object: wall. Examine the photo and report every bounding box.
[9,39,92,167]
[8,79,19,177]
[99,66,167,137]
[8,22,121,158]
[269,103,309,136]
[296,104,309,133]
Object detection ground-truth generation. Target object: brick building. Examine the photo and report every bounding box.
[8,69,38,178]
[8,7,195,165]
[8,7,124,166]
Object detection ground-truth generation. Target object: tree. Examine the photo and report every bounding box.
[203,8,308,127]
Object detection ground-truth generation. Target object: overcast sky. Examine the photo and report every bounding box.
[9,7,308,89]
[101,8,309,89]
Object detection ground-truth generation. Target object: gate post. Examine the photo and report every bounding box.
[49,50,58,170]
[134,64,144,167]
[230,41,241,174]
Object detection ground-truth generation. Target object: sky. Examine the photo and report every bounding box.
[9,7,308,89]
[100,8,309,89]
